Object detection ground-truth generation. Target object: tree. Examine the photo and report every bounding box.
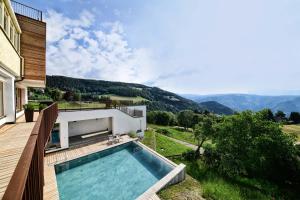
[289,112,300,124]
[214,111,299,184]
[73,92,81,101]
[275,110,286,122]
[259,108,274,121]
[63,91,74,101]
[177,110,194,129]
[194,117,216,157]
[50,88,62,101]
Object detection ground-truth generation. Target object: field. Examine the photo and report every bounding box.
[99,94,148,103]
[29,101,106,110]
[149,124,197,145]
[283,124,300,142]
[142,128,291,200]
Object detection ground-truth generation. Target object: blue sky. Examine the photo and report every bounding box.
[19,0,300,95]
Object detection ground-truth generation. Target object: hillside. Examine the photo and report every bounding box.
[46,76,202,112]
[199,101,235,115]
[183,94,300,114]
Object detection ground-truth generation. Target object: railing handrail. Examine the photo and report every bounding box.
[3,103,58,200]
[11,0,43,21]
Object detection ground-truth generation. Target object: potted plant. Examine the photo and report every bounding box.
[39,103,47,113]
[23,103,35,122]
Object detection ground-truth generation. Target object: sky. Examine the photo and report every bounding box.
[18,0,300,95]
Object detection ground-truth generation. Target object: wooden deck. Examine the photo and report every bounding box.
[44,136,134,200]
[0,113,39,199]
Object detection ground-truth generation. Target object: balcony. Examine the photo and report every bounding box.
[11,0,43,21]
[1,103,58,199]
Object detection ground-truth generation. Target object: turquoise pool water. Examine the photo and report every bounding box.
[55,142,173,200]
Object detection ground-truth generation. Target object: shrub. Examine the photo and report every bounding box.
[128,131,137,138]
[39,103,48,111]
[156,128,171,136]
[182,149,196,161]
[23,103,35,111]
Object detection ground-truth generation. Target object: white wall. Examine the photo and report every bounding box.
[68,118,112,137]
[56,106,147,149]
[0,67,15,126]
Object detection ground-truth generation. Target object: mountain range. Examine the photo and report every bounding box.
[183,94,300,114]
[46,76,235,115]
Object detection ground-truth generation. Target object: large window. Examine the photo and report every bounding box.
[0,82,4,117]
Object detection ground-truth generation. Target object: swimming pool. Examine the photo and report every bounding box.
[55,141,174,200]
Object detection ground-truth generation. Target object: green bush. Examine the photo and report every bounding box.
[156,128,171,136]
[23,103,35,111]
[39,103,48,111]
[182,149,196,161]
[128,131,137,138]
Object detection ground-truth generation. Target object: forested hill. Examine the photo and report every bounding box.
[46,75,202,112]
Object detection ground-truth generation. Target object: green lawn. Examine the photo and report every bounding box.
[28,101,106,110]
[142,128,287,200]
[58,101,106,110]
[99,94,148,103]
[143,130,191,156]
[149,124,197,145]
[283,124,300,142]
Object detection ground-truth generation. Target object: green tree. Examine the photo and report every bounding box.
[50,88,62,101]
[194,117,216,157]
[177,110,194,129]
[215,111,299,184]
[289,112,300,124]
[73,92,81,101]
[258,108,275,121]
[275,110,286,122]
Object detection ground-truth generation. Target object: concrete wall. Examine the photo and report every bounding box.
[56,106,147,149]
[68,118,112,137]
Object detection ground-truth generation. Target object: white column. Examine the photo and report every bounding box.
[4,76,15,123]
[59,121,69,149]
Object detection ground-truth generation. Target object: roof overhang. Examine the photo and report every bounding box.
[17,79,45,88]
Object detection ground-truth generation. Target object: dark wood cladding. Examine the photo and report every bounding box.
[16,14,46,82]
[3,103,58,200]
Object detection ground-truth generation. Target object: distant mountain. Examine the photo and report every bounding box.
[199,101,235,115]
[46,76,202,113]
[183,94,300,114]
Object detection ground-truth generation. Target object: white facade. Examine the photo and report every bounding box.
[56,106,147,149]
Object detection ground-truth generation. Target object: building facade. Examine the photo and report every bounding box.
[0,0,46,126]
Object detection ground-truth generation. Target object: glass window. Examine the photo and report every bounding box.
[3,9,8,34]
[14,31,19,50]
[0,82,3,117]
[0,1,3,27]
[10,23,13,41]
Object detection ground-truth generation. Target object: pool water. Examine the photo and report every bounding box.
[55,142,173,200]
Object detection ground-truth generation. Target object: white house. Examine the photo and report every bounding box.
[51,105,147,150]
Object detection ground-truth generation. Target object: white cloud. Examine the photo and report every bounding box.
[45,10,158,84]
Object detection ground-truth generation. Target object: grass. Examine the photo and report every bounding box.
[28,101,106,110]
[159,175,203,200]
[99,94,148,103]
[143,127,286,200]
[58,101,106,109]
[149,124,197,145]
[171,159,279,200]
[143,130,192,157]
[156,133,192,156]
[283,124,300,142]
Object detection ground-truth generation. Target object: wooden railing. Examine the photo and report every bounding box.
[3,103,58,200]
